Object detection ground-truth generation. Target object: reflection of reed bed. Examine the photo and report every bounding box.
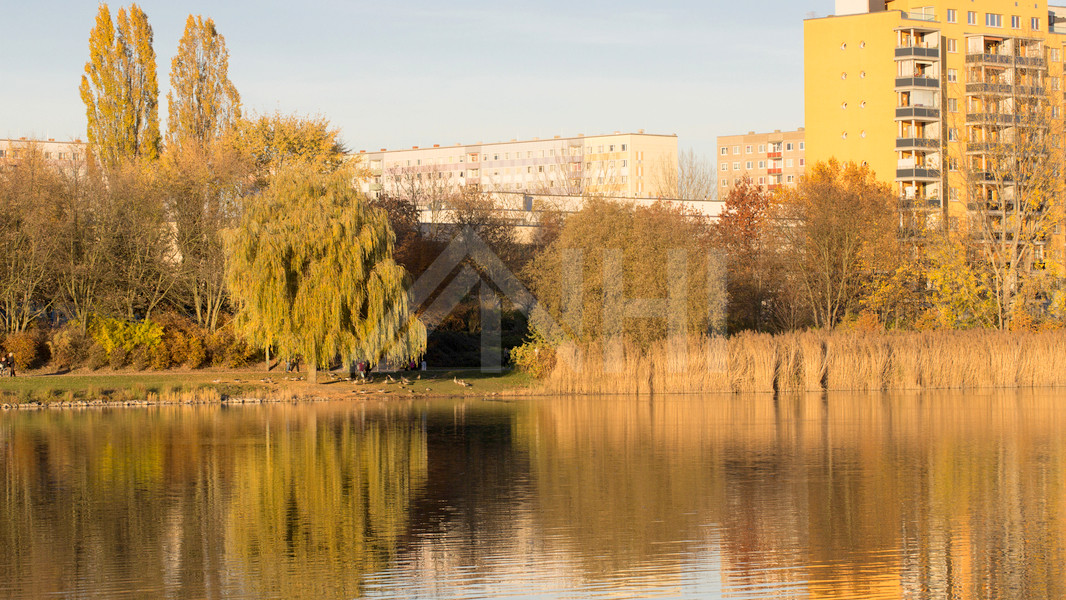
[541,330,1066,395]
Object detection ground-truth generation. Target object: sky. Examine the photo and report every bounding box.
[0,0,837,158]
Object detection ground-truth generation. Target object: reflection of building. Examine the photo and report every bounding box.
[716,129,806,194]
[806,0,1066,257]
[356,131,678,203]
[0,138,86,166]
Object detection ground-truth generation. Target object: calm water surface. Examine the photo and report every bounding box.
[2,392,1065,599]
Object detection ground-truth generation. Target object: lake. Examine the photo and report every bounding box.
[1,392,1064,599]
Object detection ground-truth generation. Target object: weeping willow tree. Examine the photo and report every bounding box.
[225,165,426,383]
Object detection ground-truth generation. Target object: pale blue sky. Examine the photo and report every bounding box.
[1,1,836,157]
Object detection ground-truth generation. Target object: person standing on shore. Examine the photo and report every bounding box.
[6,353,15,377]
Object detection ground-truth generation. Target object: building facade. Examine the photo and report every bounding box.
[805,0,1066,254]
[716,129,806,195]
[0,138,86,166]
[356,131,679,205]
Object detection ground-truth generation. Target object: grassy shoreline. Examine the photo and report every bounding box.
[0,367,536,408]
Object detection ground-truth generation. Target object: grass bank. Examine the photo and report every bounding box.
[542,330,1066,395]
[0,368,535,408]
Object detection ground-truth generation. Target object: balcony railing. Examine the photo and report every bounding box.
[966,82,1044,96]
[896,76,940,89]
[896,106,941,120]
[896,137,940,149]
[901,10,936,21]
[767,168,783,174]
[899,197,943,209]
[966,54,1047,68]
[767,151,782,158]
[895,46,940,59]
[896,168,941,180]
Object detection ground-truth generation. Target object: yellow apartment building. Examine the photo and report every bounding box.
[716,129,806,194]
[806,0,1066,261]
[0,137,86,166]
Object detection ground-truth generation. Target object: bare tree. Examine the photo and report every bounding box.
[955,33,1065,328]
[655,148,716,201]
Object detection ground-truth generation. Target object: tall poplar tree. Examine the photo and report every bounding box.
[226,165,426,383]
[167,15,241,149]
[80,3,161,167]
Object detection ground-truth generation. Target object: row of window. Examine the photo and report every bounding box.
[394,144,632,167]
[719,141,803,156]
[945,8,1039,31]
[720,175,796,187]
[720,158,805,171]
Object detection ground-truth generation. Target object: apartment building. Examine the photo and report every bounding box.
[0,138,86,166]
[806,0,1066,258]
[355,131,679,208]
[716,129,806,194]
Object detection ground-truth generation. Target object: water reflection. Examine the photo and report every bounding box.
[1,392,1064,599]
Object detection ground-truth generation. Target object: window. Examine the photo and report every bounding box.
[950,187,959,201]
[0,150,5,158]
[746,145,753,153]
[758,160,766,168]
[733,162,740,170]
[721,163,728,171]
[758,177,766,185]
[947,68,958,82]
[947,38,957,53]
[799,158,805,166]
[721,179,728,187]
[799,142,805,150]
[744,161,752,169]
[786,175,795,183]
[720,147,728,155]
[1011,15,1021,29]
[786,142,794,151]
[967,11,976,25]
[1052,76,1061,91]
[786,159,794,168]
[948,128,958,141]
[621,160,627,167]
[1033,17,1041,30]
[986,13,1002,28]
[733,145,740,154]
[758,144,766,152]
[621,144,627,151]
[946,8,956,22]
[948,97,958,112]
[1051,48,1061,62]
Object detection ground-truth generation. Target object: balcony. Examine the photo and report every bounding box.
[896,76,940,89]
[966,112,1024,125]
[767,151,782,158]
[895,46,941,59]
[896,106,941,120]
[966,53,1013,66]
[767,168,783,175]
[965,82,1044,96]
[896,137,940,150]
[896,168,941,180]
[899,197,943,209]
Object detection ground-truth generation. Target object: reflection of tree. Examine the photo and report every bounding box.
[0,404,427,599]
[223,405,427,598]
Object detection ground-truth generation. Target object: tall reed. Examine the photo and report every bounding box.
[538,329,1066,395]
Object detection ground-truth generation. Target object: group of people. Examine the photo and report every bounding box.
[0,352,16,377]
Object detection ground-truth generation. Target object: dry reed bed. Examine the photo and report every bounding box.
[542,330,1066,395]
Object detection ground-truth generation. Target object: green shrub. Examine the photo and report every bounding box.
[49,325,90,368]
[509,338,557,379]
[108,346,129,370]
[3,330,47,370]
[90,316,163,353]
[130,346,151,371]
[87,343,109,371]
[149,343,171,370]
[185,336,207,368]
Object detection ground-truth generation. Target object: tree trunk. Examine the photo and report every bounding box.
[265,346,270,371]
[308,362,318,384]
